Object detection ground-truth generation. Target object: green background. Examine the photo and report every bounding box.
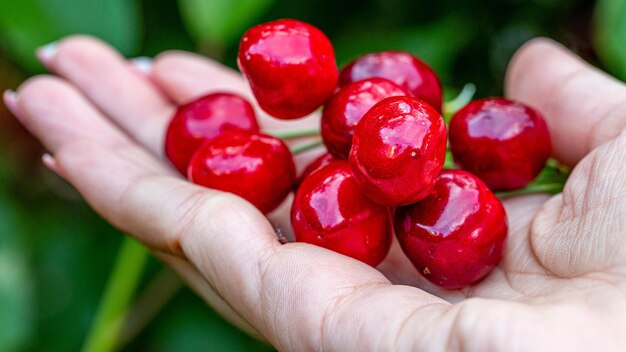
[0,0,624,350]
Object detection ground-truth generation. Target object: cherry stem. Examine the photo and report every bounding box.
[496,183,565,199]
[269,129,320,140]
[81,237,149,352]
[443,83,477,122]
[291,139,324,155]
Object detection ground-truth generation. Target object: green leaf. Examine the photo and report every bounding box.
[594,0,626,80]
[0,0,141,72]
[178,0,276,55]
[0,197,35,352]
[333,15,473,82]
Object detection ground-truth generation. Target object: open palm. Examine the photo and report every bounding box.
[5,37,626,351]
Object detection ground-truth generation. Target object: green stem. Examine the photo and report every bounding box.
[81,237,149,352]
[117,268,183,349]
[268,129,320,140]
[443,83,477,122]
[496,183,565,199]
[290,140,324,155]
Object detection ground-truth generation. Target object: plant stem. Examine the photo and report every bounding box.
[290,140,324,155]
[268,129,320,140]
[81,237,149,352]
[443,83,477,122]
[117,268,183,349]
[496,183,565,199]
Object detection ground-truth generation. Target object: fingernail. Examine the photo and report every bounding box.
[3,89,21,116]
[42,153,62,175]
[36,41,59,66]
[130,57,153,75]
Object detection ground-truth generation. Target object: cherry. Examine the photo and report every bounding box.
[394,170,508,289]
[449,98,551,191]
[339,51,443,112]
[238,19,338,119]
[188,131,296,214]
[296,152,336,188]
[291,161,392,266]
[165,93,259,175]
[349,96,447,206]
[321,78,410,159]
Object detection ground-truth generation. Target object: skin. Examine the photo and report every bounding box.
[4,37,626,351]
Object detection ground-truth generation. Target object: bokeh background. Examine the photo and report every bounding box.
[0,0,624,351]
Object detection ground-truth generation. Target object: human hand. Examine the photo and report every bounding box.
[4,37,626,351]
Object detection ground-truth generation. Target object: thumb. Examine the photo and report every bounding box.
[530,129,626,277]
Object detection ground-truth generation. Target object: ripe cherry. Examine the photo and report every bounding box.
[321,78,410,159]
[339,51,443,112]
[349,96,447,206]
[449,98,551,191]
[188,131,296,214]
[394,170,508,289]
[291,161,392,266]
[165,93,259,175]
[296,152,336,188]
[238,19,338,119]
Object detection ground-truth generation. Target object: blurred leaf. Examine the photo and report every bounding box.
[178,0,276,55]
[0,196,35,352]
[134,289,274,352]
[0,0,141,72]
[594,0,626,80]
[333,15,473,82]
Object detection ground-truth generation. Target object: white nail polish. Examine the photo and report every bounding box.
[37,41,59,66]
[3,90,20,115]
[130,56,153,74]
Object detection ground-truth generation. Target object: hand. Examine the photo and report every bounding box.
[5,37,626,351]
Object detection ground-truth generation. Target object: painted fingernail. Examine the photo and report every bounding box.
[36,41,59,66]
[42,153,62,175]
[3,89,21,116]
[130,57,153,75]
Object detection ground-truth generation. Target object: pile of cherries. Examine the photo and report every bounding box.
[164,19,552,289]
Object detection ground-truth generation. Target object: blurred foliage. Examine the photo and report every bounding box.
[0,0,621,350]
[594,0,626,80]
[0,0,141,72]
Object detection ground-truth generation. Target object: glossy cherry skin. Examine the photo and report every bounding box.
[349,96,447,206]
[165,93,259,175]
[339,51,443,112]
[295,152,336,188]
[291,161,392,266]
[321,78,410,159]
[394,170,508,289]
[238,19,338,119]
[449,98,552,191]
[188,131,296,214]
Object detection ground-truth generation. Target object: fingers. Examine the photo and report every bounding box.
[530,130,626,278]
[40,36,175,156]
[505,38,626,166]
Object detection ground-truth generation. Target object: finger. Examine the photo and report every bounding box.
[150,51,320,133]
[505,38,626,166]
[39,36,175,156]
[530,130,626,278]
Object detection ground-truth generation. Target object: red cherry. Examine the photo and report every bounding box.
[238,19,338,119]
[321,78,410,159]
[296,152,336,188]
[349,96,447,206]
[291,161,392,266]
[449,98,552,191]
[394,170,508,289]
[165,93,259,175]
[339,51,443,112]
[188,131,296,214]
